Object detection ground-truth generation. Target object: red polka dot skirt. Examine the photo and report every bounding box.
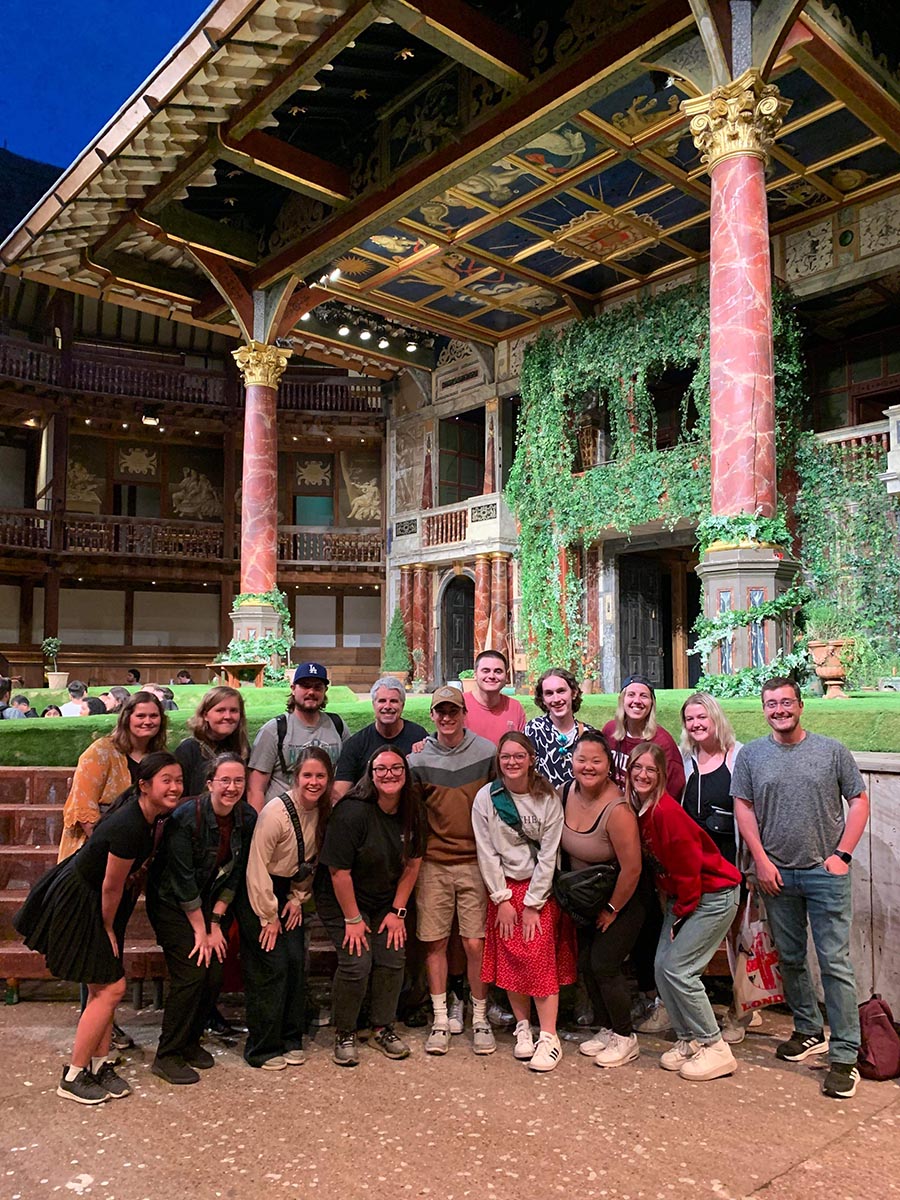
[482,878,577,997]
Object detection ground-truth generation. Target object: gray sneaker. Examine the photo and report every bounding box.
[472,1020,496,1055]
[333,1030,359,1067]
[94,1061,132,1098]
[57,1067,108,1105]
[635,999,673,1034]
[425,1022,451,1055]
[448,992,465,1034]
[371,1025,411,1060]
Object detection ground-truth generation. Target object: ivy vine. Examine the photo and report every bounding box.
[219,587,296,686]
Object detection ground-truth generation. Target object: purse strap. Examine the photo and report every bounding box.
[489,780,540,857]
[279,792,317,882]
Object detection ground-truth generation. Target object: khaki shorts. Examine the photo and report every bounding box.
[416,859,487,941]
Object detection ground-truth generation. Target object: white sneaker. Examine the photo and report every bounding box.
[425,1022,451,1055]
[721,1011,747,1044]
[260,1055,287,1071]
[678,1038,737,1081]
[448,992,465,1035]
[528,1032,562,1072]
[659,1039,700,1071]
[749,1010,762,1028]
[635,998,673,1034]
[513,1020,535,1060]
[578,1028,613,1057]
[593,1031,639,1069]
[283,1049,307,1066]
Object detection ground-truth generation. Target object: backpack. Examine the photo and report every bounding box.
[275,710,345,778]
[857,994,900,1081]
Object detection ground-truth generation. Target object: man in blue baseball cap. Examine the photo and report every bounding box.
[247,661,349,809]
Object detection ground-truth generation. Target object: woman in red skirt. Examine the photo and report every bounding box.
[472,731,576,1071]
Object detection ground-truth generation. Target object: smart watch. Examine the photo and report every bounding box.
[390,906,408,919]
[834,850,852,865]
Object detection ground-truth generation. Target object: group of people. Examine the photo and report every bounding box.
[0,672,183,720]
[14,655,868,1104]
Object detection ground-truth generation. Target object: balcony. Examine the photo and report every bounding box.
[62,514,224,560]
[0,508,50,550]
[390,492,517,564]
[278,526,383,567]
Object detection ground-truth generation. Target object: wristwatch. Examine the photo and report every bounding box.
[390,905,408,919]
[834,850,852,865]
[604,902,618,914]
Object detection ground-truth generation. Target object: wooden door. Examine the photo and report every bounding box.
[443,576,475,681]
[618,555,665,687]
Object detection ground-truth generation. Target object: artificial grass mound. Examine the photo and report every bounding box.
[2,686,900,766]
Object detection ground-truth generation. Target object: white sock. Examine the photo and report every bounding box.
[65,1065,83,1082]
[472,997,488,1025]
[91,1056,108,1075]
[431,993,448,1025]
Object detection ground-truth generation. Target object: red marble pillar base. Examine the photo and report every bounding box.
[490,553,509,653]
[474,555,491,655]
[709,152,776,517]
[240,382,278,594]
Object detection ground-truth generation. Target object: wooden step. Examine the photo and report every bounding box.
[0,890,159,940]
[0,805,63,846]
[0,769,74,806]
[0,845,57,889]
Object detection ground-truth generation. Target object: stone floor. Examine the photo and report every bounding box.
[1,998,898,1200]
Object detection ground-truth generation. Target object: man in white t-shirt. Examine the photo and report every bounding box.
[60,680,88,716]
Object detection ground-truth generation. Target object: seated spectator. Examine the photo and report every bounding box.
[1,678,27,718]
[100,686,131,714]
[81,697,108,717]
[145,684,178,712]
[126,668,141,685]
[42,705,63,718]
[174,670,194,685]
[11,695,39,718]
[61,681,88,717]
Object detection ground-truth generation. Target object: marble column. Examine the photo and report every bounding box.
[399,565,414,651]
[683,71,790,518]
[412,563,431,681]
[490,552,509,654]
[474,554,491,655]
[232,341,291,595]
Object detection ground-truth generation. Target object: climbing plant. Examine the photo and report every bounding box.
[218,587,296,686]
[506,282,806,675]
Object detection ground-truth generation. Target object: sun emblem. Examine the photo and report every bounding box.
[296,459,332,487]
[335,254,373,278]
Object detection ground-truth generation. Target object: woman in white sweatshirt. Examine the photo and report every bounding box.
[472,731,576,1072]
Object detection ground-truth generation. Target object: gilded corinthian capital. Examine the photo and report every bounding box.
[232,340,292,389]
[681,69,791,169]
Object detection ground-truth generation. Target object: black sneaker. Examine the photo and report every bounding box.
[94,1061,132,1099]
[110,1023,135,1051]
[183,1043,215,1070]
[371,1025,411,1060]
[333,1030,359,1067]
[151,1054,200,1085]
[775,1030,827,1061]
[822,1062,860,1099]
[57,1067,108,1105]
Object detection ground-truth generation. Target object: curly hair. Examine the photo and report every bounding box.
[532,667,583,715]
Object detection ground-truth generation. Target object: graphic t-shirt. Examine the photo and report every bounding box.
[249,711,348,803]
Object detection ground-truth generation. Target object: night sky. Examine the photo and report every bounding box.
[1,0,208,169]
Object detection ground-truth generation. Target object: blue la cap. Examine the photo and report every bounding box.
[292,661,329,685]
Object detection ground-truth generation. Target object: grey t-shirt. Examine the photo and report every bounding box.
[249,711,348,804]
[730,732,865,869]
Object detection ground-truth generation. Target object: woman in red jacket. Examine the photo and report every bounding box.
[627,741,741,1082]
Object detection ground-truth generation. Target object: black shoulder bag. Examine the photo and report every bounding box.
[552,781,619,926]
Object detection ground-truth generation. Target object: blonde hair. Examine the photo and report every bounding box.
[678,691,736,758]
[625,741,667,815]
[612,683,658,742]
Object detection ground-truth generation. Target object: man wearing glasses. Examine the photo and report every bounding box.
[408,686,497,1056]
[731,677,869,1100]
[332,676,429,800]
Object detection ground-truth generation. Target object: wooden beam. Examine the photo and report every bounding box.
[83,249,208,302]
[154,202,259,265]
[275,284,323,339]
[688,0,732,85]
[372,0,530,89]
[218,130,352,203]
[188,248,254,340]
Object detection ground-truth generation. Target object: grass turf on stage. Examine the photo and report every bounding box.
[1,685,900,765]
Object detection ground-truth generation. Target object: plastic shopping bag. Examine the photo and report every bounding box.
[727,900,785,1014]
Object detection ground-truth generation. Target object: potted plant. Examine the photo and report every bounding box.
[804,602,856,699]
[458,667,477,694]
[42,637,68,689]
[381,608,411,686]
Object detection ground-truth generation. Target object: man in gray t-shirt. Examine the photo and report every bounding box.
[731,677,869,1100]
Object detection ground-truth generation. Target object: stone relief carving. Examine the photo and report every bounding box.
[859,194,900,258]
[295,459,332,488]
[393,426,422,514]
[170,468,222,520]
[118,447,157,476]
[784,219,834,280]
[67,461,102,507]
[470,503,498,522]
[340,453,381,522]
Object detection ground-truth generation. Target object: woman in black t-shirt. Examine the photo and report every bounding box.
[315,746,426,1066]
[15,752,184,1105]
[174,686,250,796]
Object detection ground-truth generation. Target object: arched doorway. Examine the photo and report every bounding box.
[442,574,475,681]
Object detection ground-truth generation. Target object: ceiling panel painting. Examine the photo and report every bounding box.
[407,195,491,235]
[469,309,531,332]
[613,242,690,274]
[466,223,546,258]
[522,192,600,233]
[359,227,430,262]
[513,122,601,177]
[772,69,836,125]
[780,109,879,169]
[376,278,445,302]
[575,160,666,208]
[585,73,685,136]
[823,146,900,194]
[425,293,489,317]
[631,189,707,229]
[451,161,545,210]
[667,221,710,254]
[515,246,587,278]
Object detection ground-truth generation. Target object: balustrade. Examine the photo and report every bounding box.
[422,507,468,546]
[0,509,51,550]
[61,514,223,560]
[277,526,383,564]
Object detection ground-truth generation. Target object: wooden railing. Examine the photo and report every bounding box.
[422,506,468,546]
[62,514,224,559]
[0,508,51,549]
[70,352,227,405]
[279,377,384,413]
[277,526,383,565]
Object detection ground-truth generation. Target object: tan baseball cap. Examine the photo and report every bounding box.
[431,685,465,709]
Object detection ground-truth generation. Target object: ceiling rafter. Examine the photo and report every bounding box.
[217,129,352,202]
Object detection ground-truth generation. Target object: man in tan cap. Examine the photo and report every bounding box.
[408,687,497,1056]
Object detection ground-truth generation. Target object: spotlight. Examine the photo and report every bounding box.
[141,406,160,427]
[300,312,311,321]
[318,273,329,285]
[338,324,350,336]
[378,337,389,349]
[329,267,341,281]
[84,418,91,425]
[360,329,372,341]
[406,340,417,352]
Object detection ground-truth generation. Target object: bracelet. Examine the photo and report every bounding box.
[344,914,363,925]
[209,914,222,925]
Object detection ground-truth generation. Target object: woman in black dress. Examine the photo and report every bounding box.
[174,686,250,796]
[15,752,184,1105]
[147,752,256,1085]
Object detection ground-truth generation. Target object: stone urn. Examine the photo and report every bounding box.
[46,671,69,689]
[807,638,854,699]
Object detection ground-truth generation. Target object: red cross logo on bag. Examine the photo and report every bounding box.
[747,932,780,990]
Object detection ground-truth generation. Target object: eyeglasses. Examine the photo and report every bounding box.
[763,698,798,710]
[631,766,659,777]
[373,764,406,777]
[498,753,529,764]
[212,776,244,788]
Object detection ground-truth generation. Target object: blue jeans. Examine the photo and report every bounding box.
[763,865,860,1064]
[655,887,739,1044]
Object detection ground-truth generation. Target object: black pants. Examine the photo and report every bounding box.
[237,876,306,1067]
[629,867,664,994]
[151,899,222,1060]
[319,905,406,1032]
[578,889,646,1036]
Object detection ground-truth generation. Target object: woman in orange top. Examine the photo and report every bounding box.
[58,692,169,862]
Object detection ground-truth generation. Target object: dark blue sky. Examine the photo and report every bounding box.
[1,0,209,168]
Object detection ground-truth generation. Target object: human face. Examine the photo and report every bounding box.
[540,675,574,725]
[622,683,653,730]
[475,656,506,697]
[100,693,117,713]
[629,753,661,802]
[762,686,804,741]
[205,697,242,741]
[682,702,716,751]
[292,679,327,713]
[371,751,406,800]
[498,742,531,791]
[295,758,329,808]
[431,702,464,744]
[128,702,161,744]
[572,741,612,792]
[141,765,184,814]
[208,764,246,815]
[372,686,404,730]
